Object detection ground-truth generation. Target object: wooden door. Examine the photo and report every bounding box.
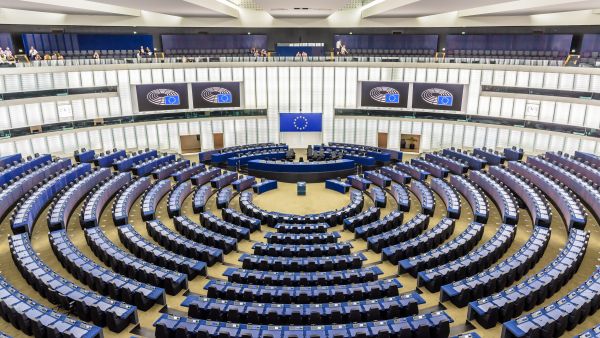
[180,135,201,153]
[213,133,224,149]
[377,132,388,148]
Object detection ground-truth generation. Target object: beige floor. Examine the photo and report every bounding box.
[0,151,597,337]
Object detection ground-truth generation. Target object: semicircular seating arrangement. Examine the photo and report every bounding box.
[0,144,598,338]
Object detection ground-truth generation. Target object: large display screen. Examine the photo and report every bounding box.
[192,82,241,109]
[280,113,323,132]
[412,83,464,111]
[136,83,189,112]
[360,81,410,108]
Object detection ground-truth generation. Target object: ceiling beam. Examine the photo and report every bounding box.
[361,0,420,18]
[182,0,240,17]
[19,0,140,16]
[458,0,584,17]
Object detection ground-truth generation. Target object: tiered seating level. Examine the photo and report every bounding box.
[1,146,599,337]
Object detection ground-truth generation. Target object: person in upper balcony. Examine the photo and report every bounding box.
[93,51,100,60]
[28,46,38,59]
[145,47,153,56]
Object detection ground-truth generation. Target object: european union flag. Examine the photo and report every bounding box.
[437,95,453,106]
[164,95,180,105]
[217,94,233,104]
[385,93,400,103]
[280,113,323,132]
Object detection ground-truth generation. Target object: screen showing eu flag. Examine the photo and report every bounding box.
[280,113,323,132]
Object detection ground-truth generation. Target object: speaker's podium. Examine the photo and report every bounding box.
[297,182,306,196]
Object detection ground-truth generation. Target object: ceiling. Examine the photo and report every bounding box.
[0,0,598,27]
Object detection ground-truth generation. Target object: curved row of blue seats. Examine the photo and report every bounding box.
[547,152,600,185]
[264,231,339,245]
[233,175,257,192]
[196,212,250,241]
[112,176,151,225]
[132,154,176,177]
[370,186,387,208]
[574,324,600,337]
[152,158,189,180]
[171,163,205,182]
[510,160,587,230]
[390,183,411,212]
[183,293,424,325]
[0,153,22,168]
[531,156,600,221]
[205,278,402,304]
[211,171,238,189]
[154,311,452,338]
[364,171,391,188]
[252,179,278,194]
[443,148,487,170]
[167,181,192,218]
[473,148,505,166]
[431,178,461,219]
[227,150,287,167]
[240,190,363,227]
[223,266,383,287]
[0,158,69,220]
[320,145,393,163]
[395,162,429,181]
[11,163,91,234]
[399,221,485,277]
[489,165,551,227]
[192,184,212,213]
[327,142,401,161]
[367,213,429,253]
[383,218,455,265]
[347,174,372,191]
[239,253,367,272]
[222,207,262,231]
[48,168,111,230]
[418,223,517,292]
[275,223,329,234]
[0,153,49,186]
[469,171,519,225]
[468,228,590,328]
[10,233,138,332]
[252,242,352,257]
[173,216,237,252]
[147,219,225,265]
[94,149,125,167]
[425,153,468,175]
[216,187,234,209]
[191,167,221,186]
[343,207,380,232]
[81,172,132,228]
[502,265,600,338]
[440,226,551,307]
[354,210,403,239]
[84,226,187,295]
[504,147,524,161]
[141,179,171,221]
[411,158,449,179]
[211,144,286,164]
[112,149,157,172]
[449,176,489,223]
[117,223,206,279]
[49,229,165,311]
[74,149,95,163]
[0,273,102,338]
[341,153,376,166]
[380,166,411,184]
[409,180,436,216]
[574,151,600,168]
